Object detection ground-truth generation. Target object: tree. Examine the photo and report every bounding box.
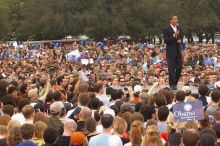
[3,0,220,42]
[0,0,11,40]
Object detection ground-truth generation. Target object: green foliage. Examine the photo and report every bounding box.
[0,0,220,41]
[0,0,11,40]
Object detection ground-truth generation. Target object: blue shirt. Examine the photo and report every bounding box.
[16,141,37,146]
[199,96,208,107]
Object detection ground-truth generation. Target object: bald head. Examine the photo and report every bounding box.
[80,107,92,120]
[63,119,77,135]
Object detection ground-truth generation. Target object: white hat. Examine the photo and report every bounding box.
[99,105,115,117]
[50,101,64,114]
[103,108,115,117]
[134,85,143,94]
[28,88,38,98]
[182,86,191,93]
[99,105,108,115]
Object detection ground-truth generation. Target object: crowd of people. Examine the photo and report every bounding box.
[0,41,220,146]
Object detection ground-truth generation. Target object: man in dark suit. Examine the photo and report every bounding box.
[163,15,183,90]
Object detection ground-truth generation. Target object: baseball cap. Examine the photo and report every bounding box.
[34,102,45,112]
[70,132,86,145]
[134,85,143,94]
[182,86,191,94]
[28,88,38,98]
[68,107,81,119]
[50,101,64,114]
[103,108,115,117]
[99,106,108,115]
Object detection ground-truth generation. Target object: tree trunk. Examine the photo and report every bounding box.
[211,33,215,44]
[153,36,156,44]
[186,33,194,44]
[197,33,203,43]
[158,35,162,44]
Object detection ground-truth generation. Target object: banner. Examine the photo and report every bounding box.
[66,49,81,61]
[81,59,94,65]
[173,100,204,122]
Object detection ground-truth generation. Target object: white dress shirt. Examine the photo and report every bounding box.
[170,24,177,32]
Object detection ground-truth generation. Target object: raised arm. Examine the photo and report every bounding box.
[39,76,51,103]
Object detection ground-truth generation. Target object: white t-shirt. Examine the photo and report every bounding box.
[97,94,111,106]
[11,113,25,124]
[89,133,123,146]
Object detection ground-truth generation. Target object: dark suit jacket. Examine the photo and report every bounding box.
[163,25,183,58]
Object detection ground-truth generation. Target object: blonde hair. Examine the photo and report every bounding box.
[113,116,127,135]
[7,127,22,146]
[185,96,197,102]
[0,125,7,136]
[130,120,144,145]
[34,121,47,138]
[141,127,163,146]
[7,120,21,132]
[185,120,199,131]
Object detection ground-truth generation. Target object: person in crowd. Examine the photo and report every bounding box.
[17,123,37,146]
[157,106,169,134]
[124,120,144,146]
[213,123,220,145]
[33,112,48,124]
[0,125,7,146]
[12,98,30,124]
[2,104,15,117]
[22,105,35,124]
[8,126,22,146]
[70,132,88,146]
[141,125,164,146]
[89,114,123,146]
[47,101,64,135]
[113,116,130,145]
[67,93,90,119]
[76,107,92,132]
[206,90,220,115]
[170,90,185,112]
[198,84,210,107]
[33,121,47,146]
[182,129,199,146]
[85,117,99,141]
[56,119,77,146]
[1,42,220,146]
[43,127,58,146]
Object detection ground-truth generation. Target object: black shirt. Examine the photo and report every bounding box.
[76,121,85,132]
[56,136,70,146]
[121,137,130,145]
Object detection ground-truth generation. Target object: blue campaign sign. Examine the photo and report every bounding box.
[173,100,204,122]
